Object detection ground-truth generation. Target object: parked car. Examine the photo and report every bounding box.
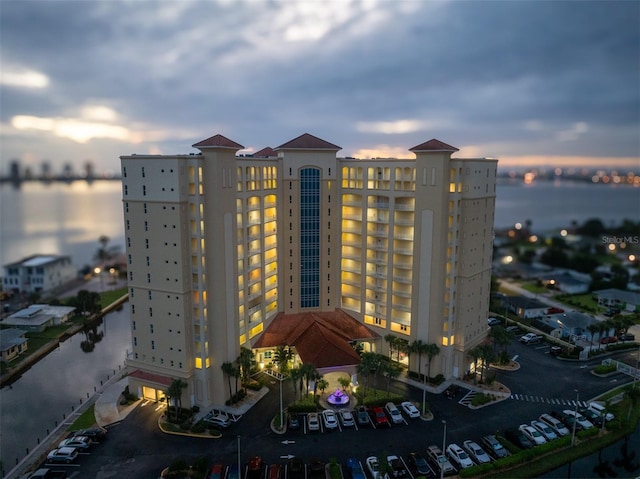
[400,401,420,419]
[228,464,239,479]
[322,409,339,429]
[366,456,389,479]
[346,458,366,479]
[71,427,106,441]
[385,402,403,424]
[481,434,510,459]
[619,333,635,341]
[462,440,492,464]
[539,413,570,436]
[208,464,224,479]
[446,443,474,469]
[550,410,583,431]
[531,420,558,441]
[518,424,547,446]
[309,458,324,479]
[204,413,231,429]
[506,325,521,333]
[387,455,408,477]
[370,406,390,427]
[562,409,594,429]
[267,465,281,479]
[549,345,562,356]
[287,458,305,479]
[604,308,621,317]
[580,408,604,428]
[307,412,320,432]
[339,409,355,427]
[58,436,92,450]
[600,336,618,344]
[588,402,614,421]
[520,333,542,344]
[356,406,370,427]
[426,445,455,476]
[505,429,534,449]
[247,456,263,479]
[288,413,300,430]
[407,452,432,476]
[488,317,502,327]
[47,447,78,464]
[445,384,461,399]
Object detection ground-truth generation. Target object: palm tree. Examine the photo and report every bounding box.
[317,377,329,394]
[409,340,428,380]
[300,363,318,397]
[384,334,397,360]
[357,352,379,396]
[290,367,302,400]
[166,379,188,420]
[274,345,293,373]
[468,346,482,384]
[238,347,255,386]
[424,343,441,385]
[477,344,496,383]
[221,362,235,399]
[587,323,600,348]
[338,376,351,391]
[382,361,402,397]
[396,338,409,363]
[489,326,513,355]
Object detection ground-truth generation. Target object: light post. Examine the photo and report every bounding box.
[422,361,427,416]
[94,267,104,291]
[279,373,284,430]
[571,389,579,447]
[441,420,447,479]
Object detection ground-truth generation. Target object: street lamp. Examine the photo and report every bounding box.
[94,267,104,291]
[422,361,428,416]
[441,420,447,479]
[571,389,579,447]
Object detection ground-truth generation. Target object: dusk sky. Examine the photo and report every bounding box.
[1,0,638,175]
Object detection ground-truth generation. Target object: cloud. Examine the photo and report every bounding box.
[356,120,438,135]
[0,67,49,88]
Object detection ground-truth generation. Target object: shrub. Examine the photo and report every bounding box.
[179,421,191,430]
[193,457,209,473]
[169,459,188,472]
[459,462,495,477]
[190,421,206,434]
[593,364,617,375]
[471,393,493,406]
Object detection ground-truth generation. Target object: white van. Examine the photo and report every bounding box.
[588,402,614,421]
[385,402,403,424]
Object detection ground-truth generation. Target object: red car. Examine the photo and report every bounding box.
[370,406,390,427]
[600,336,618,344]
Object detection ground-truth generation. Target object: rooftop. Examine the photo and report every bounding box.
[275,133,341,151]
[192,134,245,150]
[409,139,459,153]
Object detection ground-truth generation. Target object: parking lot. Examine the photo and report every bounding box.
[27,337,637,478]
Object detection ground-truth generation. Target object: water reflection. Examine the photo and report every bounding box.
[0,305,131,470]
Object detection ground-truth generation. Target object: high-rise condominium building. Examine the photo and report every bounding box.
[120,133,497,408]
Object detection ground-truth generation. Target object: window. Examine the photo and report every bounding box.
[299,167,320,308]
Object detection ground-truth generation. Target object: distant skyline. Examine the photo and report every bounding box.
[1,1,638,174]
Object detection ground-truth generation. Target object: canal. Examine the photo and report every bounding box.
[0,304,131,472]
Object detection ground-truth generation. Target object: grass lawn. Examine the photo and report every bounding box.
[521,283,548,294]
[555,292,602,313]
[69,404,97,431]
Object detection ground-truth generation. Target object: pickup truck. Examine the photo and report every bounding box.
[519,333,542,344]
[26,469,67,479]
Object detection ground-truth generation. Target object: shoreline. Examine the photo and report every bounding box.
[0,293,129,388]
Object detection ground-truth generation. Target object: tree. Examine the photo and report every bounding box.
[489,326,514,355]
[166,379,188,420]
[221,362,235,400]
[274,345,293,374]
[357,352,382,396]
[71,289,102,316]
[237,347,255,385]
[289,367,302,400]
[300,363,318,397]
[384,334,397,360]
[477,344,496,383]
[587,323,600,348]
[317,378,329,394]
[424,343,441,385]
[337,376,351,391]
[382,361,402,397]
[395,338,409,363]
[409,340,428,379]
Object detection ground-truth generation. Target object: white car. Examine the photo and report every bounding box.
[400,401,420,419]
[562,409,594,429]
[307,412,320,431]
[462,440,491,464]
[339,409,355,427]
[520,333,542,344]
[58,436,92,450]
[47,447,78,463]
[539,413,570,436]
[385,402,403,424]
[518,424,547,445]
[322,409,338,429]
[366,456,389,479]
[531,420,558,441]
[446,443,474,469]
[588,402,614,421]
[386,455,408,478]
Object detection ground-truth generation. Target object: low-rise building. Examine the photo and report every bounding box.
[2,255,77,295]
[540,272,590,294]
[502,295,549,319]
[3,304,76,333]
[592,288,640,312]
[0,328,28,361]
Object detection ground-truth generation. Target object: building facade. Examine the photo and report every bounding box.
[120,133,497,408]
[2,255,77,295]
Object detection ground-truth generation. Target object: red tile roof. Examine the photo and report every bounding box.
[275,133,341,151]
[252,147,277,158]
[192,134,245,150]
[409,139,458,152]
[129,369,174,387]
[252,309,378,369]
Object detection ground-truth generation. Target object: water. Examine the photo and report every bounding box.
[0,304,131,470]
[541,423,640,478]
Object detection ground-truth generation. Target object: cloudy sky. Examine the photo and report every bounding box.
[1,0,638,175]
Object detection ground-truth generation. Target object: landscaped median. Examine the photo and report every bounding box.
[459,385,640,478]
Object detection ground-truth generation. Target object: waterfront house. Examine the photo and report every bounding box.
[3,304,76,333]
[2,255,77,295]
[0,328,28,361]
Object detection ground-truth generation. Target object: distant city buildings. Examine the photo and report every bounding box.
[2,255,77,295]
[120,132,497,408]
